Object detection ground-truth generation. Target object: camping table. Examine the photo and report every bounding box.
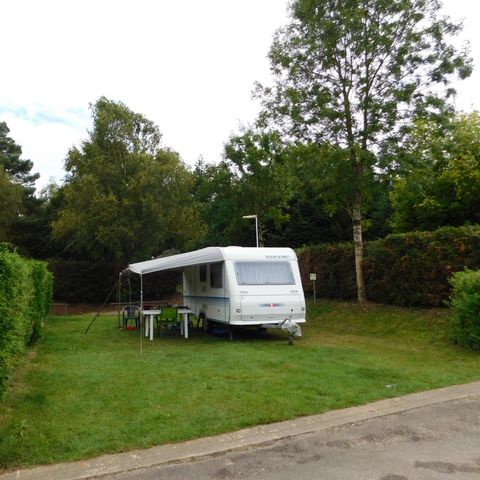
[142,308,193,340]
[177,308,193,339]
[142,309,162,341]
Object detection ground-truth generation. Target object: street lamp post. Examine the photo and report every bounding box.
[242,214,259,247]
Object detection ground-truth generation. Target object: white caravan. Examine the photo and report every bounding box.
[127,246,306,330]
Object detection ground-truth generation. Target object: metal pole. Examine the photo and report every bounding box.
[313,279,316,305]
[117,272,121,328]
[140,274,143,354]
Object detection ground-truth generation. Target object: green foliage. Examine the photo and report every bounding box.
[1,304,479,468]
[0,122,39,187]
[258,0,471,302]
[0,122,44,248]
[193,130,294,247]
[47,258,179,304]
[260,0,471,147]
[192,159,242,247]
[224,129,292,245]
[11,182,65,259]
[0,167,22,242]
[53,97,205,263]
[390,112,480,232]
[299,226,480,306]
[298,243,356,300]
[47,259,118,304]
[0,245,52,399]
[449,269,480,350]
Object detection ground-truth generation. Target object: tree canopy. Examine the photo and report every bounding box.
[53,97,205,264]
[391,112,480,231]
[0,122,39,188]
[257,0,472,302]
[0,122,40,242]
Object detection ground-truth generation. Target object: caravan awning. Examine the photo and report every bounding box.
[126,247,227,275]
[125,246,297,275]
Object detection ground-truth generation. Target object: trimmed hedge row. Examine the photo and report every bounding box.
[298,226,480,306]
[449,269,480,350]
[47,258,180,304]
[47,259,119,304]
[0,245,52,399]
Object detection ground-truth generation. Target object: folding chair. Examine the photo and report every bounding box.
[156,305,179,336]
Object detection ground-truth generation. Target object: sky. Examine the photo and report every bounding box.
[1,0,479,191]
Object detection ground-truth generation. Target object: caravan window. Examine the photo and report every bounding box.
[235,262,295,285]
[199,264,207,283]
[210,263,223,289]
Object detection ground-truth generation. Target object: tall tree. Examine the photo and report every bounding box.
[0,167,22,242]
[224,129,291,246]
[0,122,39,188]
[0,122,39,244]
[192,159,240,247]
[257,0,471,302]
[53,97,205,264]
[193,130,292,248]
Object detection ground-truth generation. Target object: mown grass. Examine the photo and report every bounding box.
[0,300,479,470]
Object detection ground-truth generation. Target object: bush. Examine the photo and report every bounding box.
[47,258,180,304]
[298,225,480,306]
[47,259,118,304]
[0,245,53,399]
[449,269,480,350]
[297,242,356,300]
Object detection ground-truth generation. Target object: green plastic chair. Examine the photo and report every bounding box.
[156,306,179,336]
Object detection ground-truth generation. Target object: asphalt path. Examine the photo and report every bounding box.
[108,394,480,480]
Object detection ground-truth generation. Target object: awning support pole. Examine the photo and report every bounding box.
[117,272,122,329]
[140,274,143,354]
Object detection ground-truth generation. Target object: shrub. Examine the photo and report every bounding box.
[0,244,53,399]
[47,259,118,304]
[47,258,180,304]
[449,269,480,350]
[298,225,480,306]
[297,243,356,300]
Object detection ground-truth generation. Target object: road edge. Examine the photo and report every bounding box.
[2,380,480,480]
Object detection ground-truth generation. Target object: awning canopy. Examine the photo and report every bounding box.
[126,247,227,275]
[125,246,297,275]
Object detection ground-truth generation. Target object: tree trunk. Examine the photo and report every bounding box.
[352,191,367,304]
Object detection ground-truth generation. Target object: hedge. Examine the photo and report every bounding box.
[298,225,480,306]
[0,245,53,399]
[449,269,480,350]
[47,258,180,304]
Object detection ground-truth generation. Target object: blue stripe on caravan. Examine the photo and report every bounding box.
[183,295,230,304]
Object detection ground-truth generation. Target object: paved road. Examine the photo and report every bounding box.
[108,394,480,480]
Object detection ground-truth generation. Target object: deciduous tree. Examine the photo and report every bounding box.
[390,112,480,231]
[257,0,471,302]
[53,97,205,263]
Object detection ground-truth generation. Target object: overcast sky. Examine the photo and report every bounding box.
[1,0,479,190]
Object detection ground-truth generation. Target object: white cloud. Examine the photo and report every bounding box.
[1,0,290,189]
[1,0,479,191]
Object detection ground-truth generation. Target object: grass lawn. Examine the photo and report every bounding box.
[0,300,479,470]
